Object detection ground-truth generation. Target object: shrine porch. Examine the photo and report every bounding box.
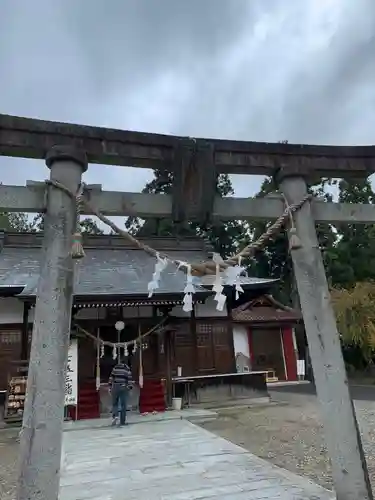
[59,417,333,500]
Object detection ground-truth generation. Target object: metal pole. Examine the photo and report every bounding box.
[117,328,120,362]
[17,145,87,500]
[279,171,373,500]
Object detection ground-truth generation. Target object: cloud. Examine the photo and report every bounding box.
[0,0,374,200]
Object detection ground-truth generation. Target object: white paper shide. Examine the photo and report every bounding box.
[65,339,78,406]
[147,251,248,313]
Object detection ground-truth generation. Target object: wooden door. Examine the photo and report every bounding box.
[196,322,233,374]
[251,328,286,379]
[173,324,195,377]
[197,324,215,372]
[212,323,233,373]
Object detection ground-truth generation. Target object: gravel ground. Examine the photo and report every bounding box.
[199,391,375,493]
[2,392,375,498]
[0,428,19,500]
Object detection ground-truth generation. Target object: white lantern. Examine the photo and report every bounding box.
[115,320,125,331]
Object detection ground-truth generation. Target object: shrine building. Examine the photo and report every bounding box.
[0,231,301,421]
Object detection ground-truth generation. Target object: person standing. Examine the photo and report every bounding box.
[108,357,132,427]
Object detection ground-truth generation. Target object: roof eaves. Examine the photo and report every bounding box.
[0,285,26,297]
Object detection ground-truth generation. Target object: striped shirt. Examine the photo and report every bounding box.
[109,363,131,387]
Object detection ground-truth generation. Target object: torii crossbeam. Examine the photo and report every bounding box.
[1,113,374,500]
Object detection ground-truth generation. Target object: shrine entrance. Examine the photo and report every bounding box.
[2,113,374,500]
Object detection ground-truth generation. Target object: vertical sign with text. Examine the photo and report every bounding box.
[65,339,78,406]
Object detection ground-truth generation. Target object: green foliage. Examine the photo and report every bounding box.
[0,212,32,231]
[331,282,375,360]
[31,213,103,234]
[329,178,375,287]
[246,177,336,304]
[0,212,103,235]
[79,218,104,235]
[125,170,247,258]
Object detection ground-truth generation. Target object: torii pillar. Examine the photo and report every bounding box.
[278,169,373,500]
[17,146,87,500]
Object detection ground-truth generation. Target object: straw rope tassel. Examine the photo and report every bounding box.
[71,183,85,259]
[95,328,101,391]
[138,323,144,389]
[282,193,302,251]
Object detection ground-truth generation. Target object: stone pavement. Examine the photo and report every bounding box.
[59,418,334,500]
[62,408,217,432]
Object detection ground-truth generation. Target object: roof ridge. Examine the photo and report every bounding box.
[2,231,212,252]
[264,294,298,312]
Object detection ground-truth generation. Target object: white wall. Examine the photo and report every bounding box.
[232,325,250,358]
[170,297,228,318]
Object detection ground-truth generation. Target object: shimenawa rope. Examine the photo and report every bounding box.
[73,316,168,348]
[45,179,311,275]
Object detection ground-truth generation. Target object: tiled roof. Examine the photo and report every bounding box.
[0,246,209,297]
[232,296,301,324]
[0,233,277,299]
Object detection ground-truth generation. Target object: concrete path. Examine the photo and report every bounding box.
[59,419,334,500]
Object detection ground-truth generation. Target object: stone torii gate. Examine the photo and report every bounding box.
[1,114,375,500]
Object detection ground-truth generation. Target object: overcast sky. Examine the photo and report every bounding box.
[1,0,374,199]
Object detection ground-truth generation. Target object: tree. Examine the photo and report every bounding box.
[329,178,375,288]
[29,213,44,232]
[125,170,247,258]
[29,213,104,234]
[331,282,375,361]
[247,177,337,304]
[0,212,104,235]
[79,218,104,235]
[0,212,34,231]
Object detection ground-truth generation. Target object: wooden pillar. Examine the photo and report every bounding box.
[190,305,199,375]
[17,145,87,500]
[279,171,373,500]
[165,330,172,407]
[20,302,30,361]
[247,327,254,368]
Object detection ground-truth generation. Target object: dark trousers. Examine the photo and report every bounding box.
[112,385,128,425]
